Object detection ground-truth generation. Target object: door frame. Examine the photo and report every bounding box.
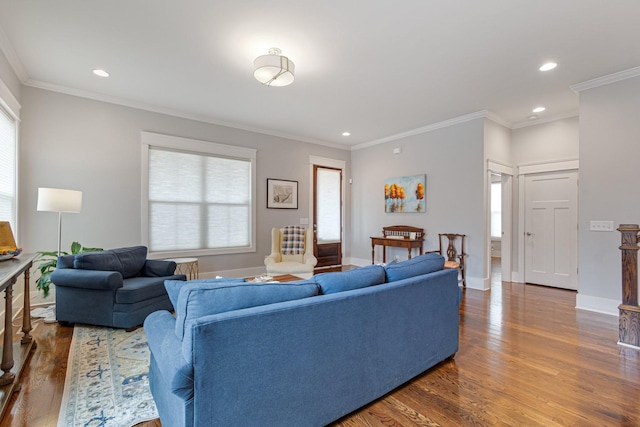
[516,159,579,283]
[487,160,514,287]
[309,156,346,265]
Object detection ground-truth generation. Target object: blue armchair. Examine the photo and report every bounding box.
[51,246,186,329]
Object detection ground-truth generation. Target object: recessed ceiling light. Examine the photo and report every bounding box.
[92,69,110,77]
[532,106,546,113]
[528,115,538,120]
[342,132,351,136]
[539,62,557,71]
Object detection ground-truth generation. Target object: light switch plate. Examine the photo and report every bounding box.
[590,220,614,232]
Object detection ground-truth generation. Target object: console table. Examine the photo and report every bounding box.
[0,253,37,419]
[370,226,425,264]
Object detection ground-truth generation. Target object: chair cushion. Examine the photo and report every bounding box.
[164,277,245,309]
[115,276,176,304]
[266,261,314,275]
[174,280,320,340]
[74,246,147,279]
[314,265,385,294]
[384,253,445,282]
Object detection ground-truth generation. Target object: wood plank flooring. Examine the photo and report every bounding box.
[2,264,639,426]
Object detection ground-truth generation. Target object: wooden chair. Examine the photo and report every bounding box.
[435,233,467,287]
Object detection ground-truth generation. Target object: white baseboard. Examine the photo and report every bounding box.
[347,257,370,267]
[575,293,618,316]
[466,276,490,291]
[511,271,524,283]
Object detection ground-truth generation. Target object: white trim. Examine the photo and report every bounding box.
[352,110,490,150]
[518,159,579,175]
[26,79,348,150]
[0,25,28,83]
[487,159,514,176]
[466,276,490,291]
[140,131,257,258]
[570,66,640,93]
[575,293,618,316]
[0,76,20,120]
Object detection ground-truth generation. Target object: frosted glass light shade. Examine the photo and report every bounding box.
[37,188,82,213]
[253,48,295,87]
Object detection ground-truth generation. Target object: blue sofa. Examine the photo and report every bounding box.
[144,253,459,427]
[51,246,186,328]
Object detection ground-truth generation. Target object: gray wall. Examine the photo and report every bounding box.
[18,87,350,282]
[350,118,486,289]
[577,76,640,313]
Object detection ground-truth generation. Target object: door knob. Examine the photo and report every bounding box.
[526,232,534,236]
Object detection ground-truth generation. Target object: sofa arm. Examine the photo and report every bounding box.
[144,311,194,400]
[50,268,123,291]
[304,253,317,266]
[142,259,177,277]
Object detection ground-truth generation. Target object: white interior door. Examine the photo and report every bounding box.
[524,171,577,289]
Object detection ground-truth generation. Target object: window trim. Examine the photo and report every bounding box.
[141,131,257,258]
[0,76,20,240]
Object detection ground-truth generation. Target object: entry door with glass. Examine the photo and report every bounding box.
[313,165,342,267]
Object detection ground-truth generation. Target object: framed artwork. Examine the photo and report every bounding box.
[267,179,298,209]
[384,174,426,213]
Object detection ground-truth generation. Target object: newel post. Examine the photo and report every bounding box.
[617,224,640,348]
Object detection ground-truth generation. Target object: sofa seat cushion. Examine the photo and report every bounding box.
[384,253,445,282]
[174,280,320,340]
[116,276,177,304]
[165,277,245,309]
[74,246,147,279]
[314,264,385,294]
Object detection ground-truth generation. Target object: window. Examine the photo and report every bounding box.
[142,132,256,257]
[491,181,502,239]
[0,105,16,231]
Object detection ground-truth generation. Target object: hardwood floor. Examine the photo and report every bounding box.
[2,263,639,426]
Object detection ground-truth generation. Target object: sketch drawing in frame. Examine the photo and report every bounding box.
[267,179,298,209]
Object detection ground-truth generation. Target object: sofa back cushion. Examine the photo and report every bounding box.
[174,280,319,341]
[164,277,246,309]
[314,264,385,294]
[384,253,445,282]
[73,246,147,279]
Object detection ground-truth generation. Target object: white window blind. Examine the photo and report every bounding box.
[0,106,16,230]
[142,132,256,256]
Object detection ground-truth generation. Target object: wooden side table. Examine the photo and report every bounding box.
[167,257,199,280]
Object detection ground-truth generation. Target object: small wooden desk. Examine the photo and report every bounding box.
[370,226,425,264]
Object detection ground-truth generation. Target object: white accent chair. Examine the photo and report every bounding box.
[265,227,317,279]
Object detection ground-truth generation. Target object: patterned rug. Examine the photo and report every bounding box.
[57,325,158,427]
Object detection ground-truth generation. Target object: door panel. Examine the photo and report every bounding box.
[313,165,342,267]
[524,171,577,289]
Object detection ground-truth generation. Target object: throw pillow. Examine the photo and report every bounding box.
[174,280,319,340]
[314,264,385,294]
[384,253,444,282]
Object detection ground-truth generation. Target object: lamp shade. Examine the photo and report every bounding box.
[37,188,82,213]
[254,48,295,87]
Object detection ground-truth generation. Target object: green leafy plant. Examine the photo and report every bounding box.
[35,241,103,297]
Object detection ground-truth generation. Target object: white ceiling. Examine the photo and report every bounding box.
[0,1,639,148]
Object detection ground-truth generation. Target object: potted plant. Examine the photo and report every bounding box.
[35,241,102,297]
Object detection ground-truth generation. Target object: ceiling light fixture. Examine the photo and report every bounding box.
[528,115,538,120]
[532,106,546,113]
[254,48,295,87]
[539,62,557,71]
[342,132,351,136]
[92,69,109,77]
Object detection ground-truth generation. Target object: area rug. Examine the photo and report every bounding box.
[57,325,158,427]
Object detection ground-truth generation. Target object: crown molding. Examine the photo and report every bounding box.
[0,24,28,83]
[24,79,350,151]
[0,75,20,119]
[351,110,510,151]
[570,66,640,93]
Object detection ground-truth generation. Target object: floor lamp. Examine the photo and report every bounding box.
[37,188,83,256]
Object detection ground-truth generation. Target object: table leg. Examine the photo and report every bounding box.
[0,282,15,385]
[371,244,375,264]
[21,266,34,346]
[408,248,412,259]
[382,247,387,263]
